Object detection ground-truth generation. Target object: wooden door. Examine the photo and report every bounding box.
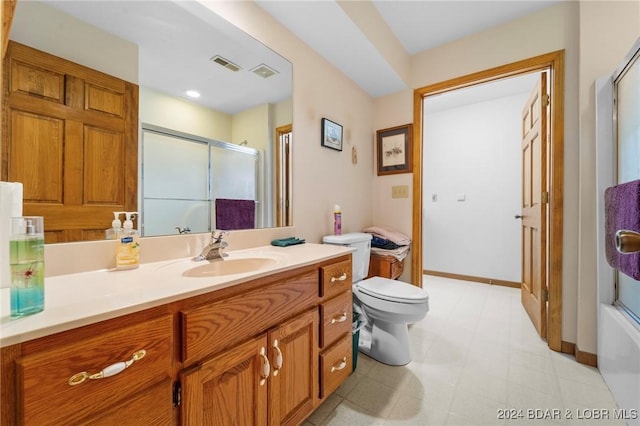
[268,309,318,426]
[180,334,269,426]
[2,41,138,243]
[520,73,548,338]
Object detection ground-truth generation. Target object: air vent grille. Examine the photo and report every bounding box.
[251,64,278,79]
[210,55,241,72]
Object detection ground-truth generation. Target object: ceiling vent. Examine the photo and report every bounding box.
[210,55,241,72]
[251,64,278,79]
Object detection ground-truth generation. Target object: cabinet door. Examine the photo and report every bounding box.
[180,334,269,426]
[268,309,318,426]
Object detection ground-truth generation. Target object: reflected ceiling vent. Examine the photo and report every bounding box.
[210,55,241,72]
[251,64,278,79]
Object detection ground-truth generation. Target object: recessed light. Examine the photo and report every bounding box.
[186,90,201,98]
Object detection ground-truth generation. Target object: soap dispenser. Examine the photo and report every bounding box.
[106,212,123,240]
[116,212,140,270]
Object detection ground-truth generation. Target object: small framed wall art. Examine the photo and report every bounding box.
[376,124,413,175]
[321,118,343,151]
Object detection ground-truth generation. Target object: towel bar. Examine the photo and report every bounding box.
[615,230,640,253]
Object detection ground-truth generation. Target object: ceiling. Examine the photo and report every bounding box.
[257,0,562,97]
[12,1,562,113]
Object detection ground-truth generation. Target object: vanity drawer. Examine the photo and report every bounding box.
[181,270,317,364]
[16,315,173,426]
[319,334,352,398]
[320,291,352,348]
[320,260,352,299]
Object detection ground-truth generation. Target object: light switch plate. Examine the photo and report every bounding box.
[392,185,409,198]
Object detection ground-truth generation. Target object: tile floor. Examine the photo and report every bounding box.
[305,276,623,426]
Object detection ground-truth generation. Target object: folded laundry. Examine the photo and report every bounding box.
[371,235,401,250]
[363,225,411,246]
[371,245,410,261]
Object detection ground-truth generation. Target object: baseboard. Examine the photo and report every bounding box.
[576,347,598,367]
[423,270,521,289]
[561,340,598,367]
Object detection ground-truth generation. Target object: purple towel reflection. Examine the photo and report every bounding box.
[215,198,255,230]
[605,180,640,279]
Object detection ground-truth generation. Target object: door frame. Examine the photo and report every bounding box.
[411,50,564,351]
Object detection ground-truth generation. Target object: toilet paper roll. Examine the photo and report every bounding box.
[0,182,23,288]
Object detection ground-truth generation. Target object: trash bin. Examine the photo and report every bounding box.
[352,312,364,372]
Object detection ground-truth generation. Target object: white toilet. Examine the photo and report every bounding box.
[323,232,429,366]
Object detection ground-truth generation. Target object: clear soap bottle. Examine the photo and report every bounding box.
[106,212,123,240]
[116,212,140,270]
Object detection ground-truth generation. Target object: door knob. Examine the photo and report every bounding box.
[616,230,640,253]
[514,215,523,219]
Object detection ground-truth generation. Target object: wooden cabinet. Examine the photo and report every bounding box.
[5,312,173,425]
[2,41,138,243]
[367,254,404,280]
[318,261,353,399]
[179,269,321,426]
[0,255,353,425]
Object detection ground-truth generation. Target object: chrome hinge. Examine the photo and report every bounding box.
[543,93,550,107]
[542,191,549,204]
[173,381,182,407]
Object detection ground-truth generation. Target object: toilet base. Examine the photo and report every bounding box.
[358,319,412,366]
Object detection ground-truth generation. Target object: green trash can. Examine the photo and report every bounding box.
[352,312,363,372]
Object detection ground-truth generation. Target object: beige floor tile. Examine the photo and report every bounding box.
[307,277,621,426]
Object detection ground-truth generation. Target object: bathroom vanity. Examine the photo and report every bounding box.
[0,244,353,425]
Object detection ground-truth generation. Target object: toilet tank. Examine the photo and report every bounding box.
[323,232,372,282]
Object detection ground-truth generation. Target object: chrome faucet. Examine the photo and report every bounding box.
[193,230,229,261]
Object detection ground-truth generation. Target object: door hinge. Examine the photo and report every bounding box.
[544,288,549,302]
[542,93,550,107]
[173,381,181,407]
[542,191,549,204]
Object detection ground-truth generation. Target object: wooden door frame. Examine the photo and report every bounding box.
[411,50,564,351]
[274,124,292,227]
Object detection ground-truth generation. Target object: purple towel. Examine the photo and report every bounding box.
[604,180,640,279]
[215,198,255,230]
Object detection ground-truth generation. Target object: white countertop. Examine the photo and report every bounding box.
[0,243,352,347]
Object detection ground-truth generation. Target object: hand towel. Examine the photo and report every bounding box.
[215,198,255,230]
[363,225,411,246]
[604,179,640,279]
[1,182,23,288]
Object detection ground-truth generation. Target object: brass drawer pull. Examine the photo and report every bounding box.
[272,339,283,376]
[259,347,271,386]
[68,349,146,386]
[330,356,347,373]
[330,273,347,283]
[330,312,348,324]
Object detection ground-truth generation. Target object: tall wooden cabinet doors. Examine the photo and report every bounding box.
[179,308,319,426]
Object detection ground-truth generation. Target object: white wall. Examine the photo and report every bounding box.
[423,92,525,282]
[375,1,581,343]
[577,0,640,356]
[10,1,138,84]
[205,2,375,242]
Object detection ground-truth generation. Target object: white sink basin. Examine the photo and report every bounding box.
[182,257,277,277]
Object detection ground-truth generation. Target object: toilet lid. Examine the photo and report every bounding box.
[357,277,429,304]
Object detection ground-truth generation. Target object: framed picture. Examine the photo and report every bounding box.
[376,124,413,175]
[321,118,343,151]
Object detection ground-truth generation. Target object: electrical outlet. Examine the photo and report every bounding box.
[391,185,409,198]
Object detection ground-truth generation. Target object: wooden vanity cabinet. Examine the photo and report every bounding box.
[1,310,174,426]
[178,269,321,426]
[0,255,353,425]
[318,261,353,398]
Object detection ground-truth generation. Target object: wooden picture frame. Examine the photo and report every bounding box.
[321,118,343,151]
[376,124,413,175]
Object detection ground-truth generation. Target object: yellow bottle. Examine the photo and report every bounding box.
[116,212,139,270]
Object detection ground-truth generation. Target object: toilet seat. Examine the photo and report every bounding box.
[357,277,429,304]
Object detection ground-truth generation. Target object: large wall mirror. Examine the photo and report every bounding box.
[4,0,293,242]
